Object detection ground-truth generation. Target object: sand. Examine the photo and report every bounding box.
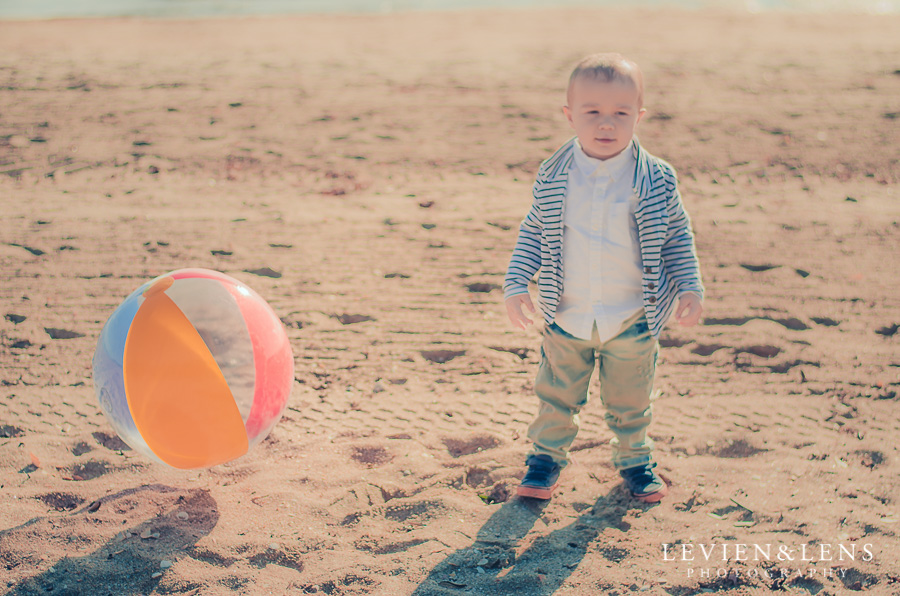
[1,7,898,595]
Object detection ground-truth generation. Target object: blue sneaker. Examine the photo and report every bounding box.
[517,454,560,500]
[620,463,668,503]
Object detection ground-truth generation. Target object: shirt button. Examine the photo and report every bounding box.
[648,296,657,304]
[644,266,652,273]
[648,282,656,290]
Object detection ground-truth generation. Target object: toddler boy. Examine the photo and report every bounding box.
[503,53,704,502]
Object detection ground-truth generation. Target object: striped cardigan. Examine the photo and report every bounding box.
[503,136,704,339]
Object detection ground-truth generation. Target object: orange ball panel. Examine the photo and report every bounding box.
[124,290,249,469]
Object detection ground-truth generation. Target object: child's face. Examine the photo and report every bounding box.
[563,76,646,161]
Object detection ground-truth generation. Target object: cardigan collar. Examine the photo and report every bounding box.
[572,138,635,182]
[542,136,653,202]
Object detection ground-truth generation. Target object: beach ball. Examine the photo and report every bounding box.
[92,268,294,469]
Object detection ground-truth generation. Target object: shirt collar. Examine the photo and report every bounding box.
[573,138,635,181]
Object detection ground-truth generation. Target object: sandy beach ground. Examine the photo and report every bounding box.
[1,7,898,595]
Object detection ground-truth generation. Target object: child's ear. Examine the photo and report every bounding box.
[562,105,574,126]
[636,108,647,125]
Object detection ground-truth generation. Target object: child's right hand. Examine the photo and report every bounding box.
[505,294,536,330]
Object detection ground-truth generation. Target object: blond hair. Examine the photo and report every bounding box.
[567,53,644,107]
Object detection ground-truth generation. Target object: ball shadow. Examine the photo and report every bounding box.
[2,483,219,596]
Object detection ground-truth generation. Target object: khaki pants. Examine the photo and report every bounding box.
[528,312,659,470]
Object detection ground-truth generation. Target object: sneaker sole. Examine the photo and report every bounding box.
[517,483,559,500]
[631,482,668,503]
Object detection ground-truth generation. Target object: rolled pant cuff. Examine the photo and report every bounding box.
[613,454,653,471]
[529,448,568,469]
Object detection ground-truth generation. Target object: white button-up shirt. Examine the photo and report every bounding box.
[554,139,644,342]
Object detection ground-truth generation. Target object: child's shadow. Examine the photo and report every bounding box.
[414,485,640,595]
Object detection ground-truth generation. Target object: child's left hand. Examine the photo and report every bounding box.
[675,293,703,327]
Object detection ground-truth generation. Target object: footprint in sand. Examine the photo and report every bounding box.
[736,345,782,358]
[44,327,85,340]
[92,431,131,451]
[704,316,808,331]
[740,263,779,272]
[811,316,840,327]
[246,549,304,572]
[659,337,690,348]
[334,313,375,325]
[481,483,512,504]
[351,445,393,468]
[37,492,84,512]
[383,500,447,524]
[465,282,500,293]
[182,546,237,568]
[421,349,465,364]
[443,434,500,458]
[711,439,767,458]
[244,267,281,278]
[464,466,493,489]
[8,243,45,256]
[691,344,727,357]
[60,460,115,481]
[874,323,898,337]
[0,425,25,438]
[599,546,629,563]
[71,441,93,456]
[855,449,885,469]
[299,574,376,594]
[703,316,754,326]
[838,568,880,591]
[770,317,809,331]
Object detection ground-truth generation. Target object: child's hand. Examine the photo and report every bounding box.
[505,294,536,330]
[675,293,703,327]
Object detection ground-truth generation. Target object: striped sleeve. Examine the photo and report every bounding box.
[503,187,543,299]
[659,168,704,299]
